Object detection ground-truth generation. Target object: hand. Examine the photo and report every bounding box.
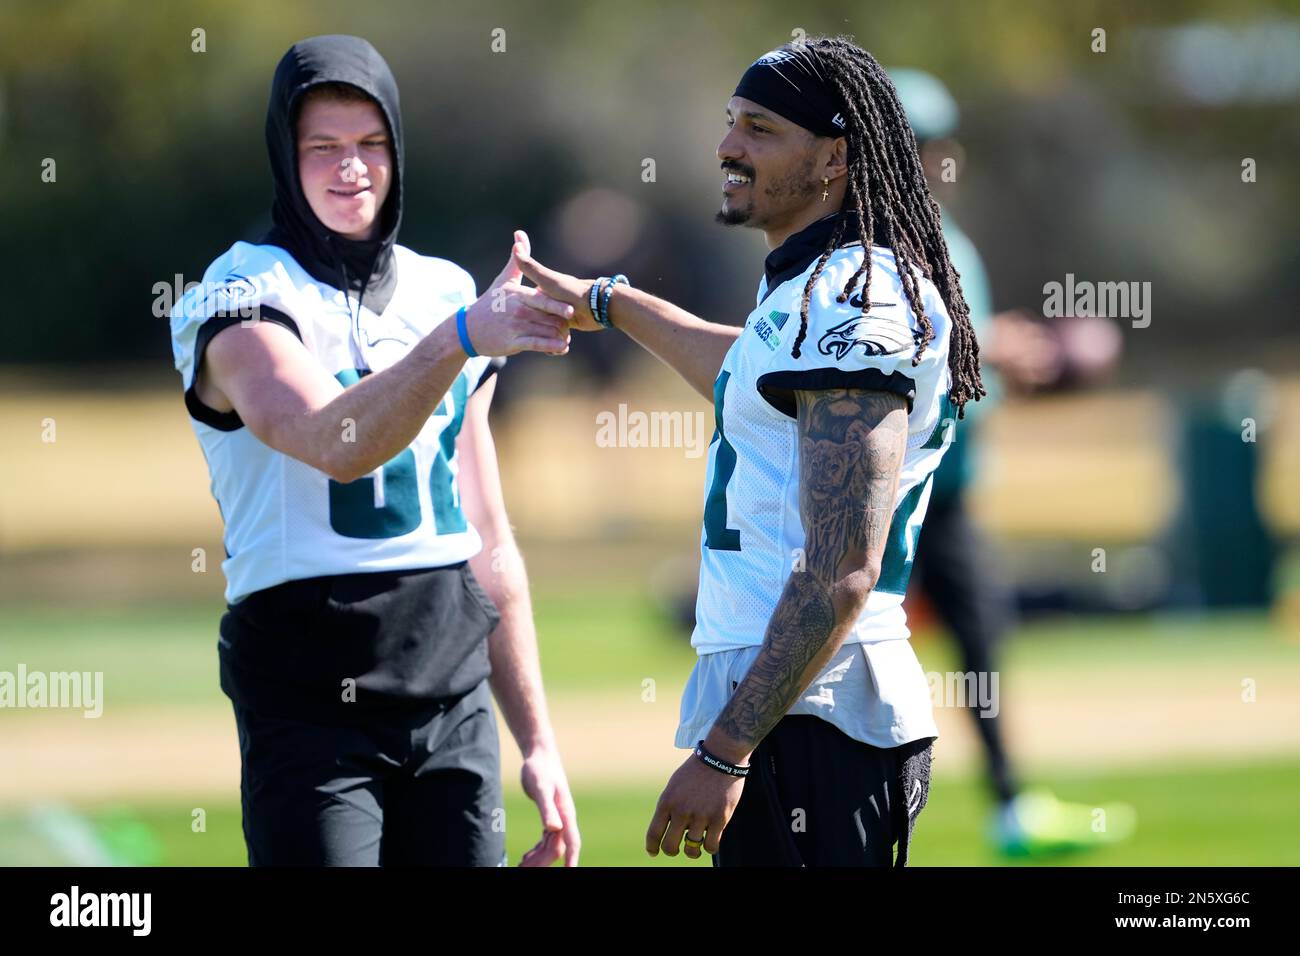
[512,246,603,333]
[517,744,581,867]
[985,308,1063,394]
[645,753,746,860]
[463,230,574,356]
[1054,314,1123,387]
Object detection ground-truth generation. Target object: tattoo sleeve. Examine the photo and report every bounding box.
[711,388,909,754]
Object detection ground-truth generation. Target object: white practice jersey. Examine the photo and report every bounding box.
[691,242,955,653]
[170,242,497,604]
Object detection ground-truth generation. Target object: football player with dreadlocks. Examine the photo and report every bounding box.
[516,36,982,866]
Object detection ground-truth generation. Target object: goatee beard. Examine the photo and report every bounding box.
[715,203,752,226]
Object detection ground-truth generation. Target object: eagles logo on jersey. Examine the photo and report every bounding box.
[817,315,926,360]
[690,242,955,655]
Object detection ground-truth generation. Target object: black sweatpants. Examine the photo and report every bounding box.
[714,715,935,867]
[231,679,504,866]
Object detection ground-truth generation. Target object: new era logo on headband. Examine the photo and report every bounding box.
[739,47,846,138]
[756,49,799,67]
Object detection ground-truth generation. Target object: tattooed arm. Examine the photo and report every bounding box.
[643,386,909,859]
[705,387,910,764]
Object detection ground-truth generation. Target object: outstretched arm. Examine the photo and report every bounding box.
[197,233,572,483]
[514,250,740,401]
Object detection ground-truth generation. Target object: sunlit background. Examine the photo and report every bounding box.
[1,0,1298,865]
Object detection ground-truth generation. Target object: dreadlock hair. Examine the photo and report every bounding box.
[787,37,984,418]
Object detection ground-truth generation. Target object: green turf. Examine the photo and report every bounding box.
[0,587,701,709]
[3,597,1297,714]
[915,759,1300,866]
[0,605,228,709]
[42,757,1298,866]
[3,601,1298,865]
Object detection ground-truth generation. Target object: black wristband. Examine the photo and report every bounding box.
[694,740,750,777]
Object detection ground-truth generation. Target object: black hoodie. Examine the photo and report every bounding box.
[261,35,403,316]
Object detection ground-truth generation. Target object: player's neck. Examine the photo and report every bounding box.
[762,202,845,251]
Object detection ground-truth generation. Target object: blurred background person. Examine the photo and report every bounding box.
[892,67,1131,857]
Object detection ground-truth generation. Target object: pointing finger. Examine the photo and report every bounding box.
[513,248,554,289]
[516,287,574,320]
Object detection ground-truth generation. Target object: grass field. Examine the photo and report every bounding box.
[0,758,1288,867]
[5,590,1298,709]
[3,585,1299,866]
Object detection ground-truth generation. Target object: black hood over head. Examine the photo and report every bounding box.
[261,35,403,315]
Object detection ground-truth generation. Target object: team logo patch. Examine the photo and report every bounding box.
[202,275,260,320]
[751,310,786,350]
[817,315,921,360]
[216,275,256,296]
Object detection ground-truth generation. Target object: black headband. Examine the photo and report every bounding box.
[733,47,847,139]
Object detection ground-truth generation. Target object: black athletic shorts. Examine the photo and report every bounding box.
[218,562,505,866]
[714,715,935,867]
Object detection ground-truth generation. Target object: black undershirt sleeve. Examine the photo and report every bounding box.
[184,307,303,431]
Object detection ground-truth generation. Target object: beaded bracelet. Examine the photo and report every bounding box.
[597,273,629,329]
[587,279,605,328]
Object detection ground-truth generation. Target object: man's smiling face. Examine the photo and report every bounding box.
[296,91,393,240]
[715,95,821,231]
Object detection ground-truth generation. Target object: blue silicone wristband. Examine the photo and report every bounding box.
[455,305,478,357]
